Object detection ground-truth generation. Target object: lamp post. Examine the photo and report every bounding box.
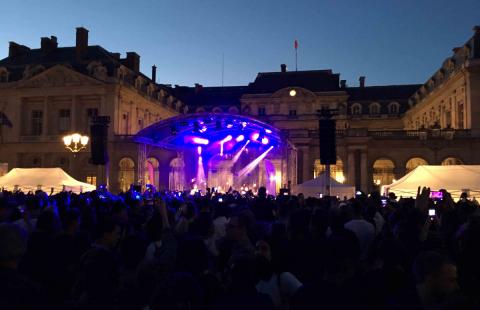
[63,133,89,154]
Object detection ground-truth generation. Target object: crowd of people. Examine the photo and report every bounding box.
[0,185,479,309]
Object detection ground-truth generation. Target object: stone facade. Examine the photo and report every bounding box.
[1,26,480,194]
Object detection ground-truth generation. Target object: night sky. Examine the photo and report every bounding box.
[1,0,479,87]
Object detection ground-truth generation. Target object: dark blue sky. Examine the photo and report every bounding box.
[1,0,479,87]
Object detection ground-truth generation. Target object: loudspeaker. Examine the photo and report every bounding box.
[319,119,336,165]
[90,116,110,165]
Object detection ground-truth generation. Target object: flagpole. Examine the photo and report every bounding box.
[295,48,297,71]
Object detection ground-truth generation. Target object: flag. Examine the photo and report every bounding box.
[0,112,12,128]
[294,40,298,50]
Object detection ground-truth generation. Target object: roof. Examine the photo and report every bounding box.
[248,69,341,93]
[346,84,421,101]
[172,85,249,107]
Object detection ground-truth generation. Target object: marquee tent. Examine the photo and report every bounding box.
[291,172,356,198]
[0,167,96,194]
[382,165,480,199]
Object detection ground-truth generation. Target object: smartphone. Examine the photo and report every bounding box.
[381,199,387,206]
[319,193,323,198]
[218,198,223,202]
[430,191,443,200]
[356,191,362,196]
[428,209,436,217]
[283,192,288,196]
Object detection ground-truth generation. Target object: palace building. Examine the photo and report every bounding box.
[0,26,479,193]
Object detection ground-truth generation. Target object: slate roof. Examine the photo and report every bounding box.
[346,84,421,101]
[247,70,341,93]
[172,86,248,107]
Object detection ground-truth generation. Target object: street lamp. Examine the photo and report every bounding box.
[63,133,89,153]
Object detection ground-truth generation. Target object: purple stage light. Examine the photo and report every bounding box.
[265,129,272,134]
[192,137,209,145]
[236,135,245,142]
[199,126,207,133]
[241,122,247,128]
[261,137,269,145]
[222,135,233,143]
[252,133,260,141]
[197,146,202,155]
[226,123,233,129]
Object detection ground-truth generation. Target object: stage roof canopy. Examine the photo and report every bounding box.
[135,113,283,151]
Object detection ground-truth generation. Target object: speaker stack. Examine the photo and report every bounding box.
[90,116,110,165]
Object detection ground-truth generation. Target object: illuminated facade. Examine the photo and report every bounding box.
[0,26,480,193]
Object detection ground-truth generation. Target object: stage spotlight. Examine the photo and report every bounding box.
[192,137,209,145]
[261,137,269,145]
[252,133,260,141]
[197,146,202,155]
[236,135,245,142]
[222,135,233,143]
[199,125,207,133]
[241,122,247,128]
[265,129,272,134]
[193,121,200,133]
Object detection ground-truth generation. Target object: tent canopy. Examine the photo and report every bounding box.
[291,172,355,198]
[0,167,96,194]
[382,165,480,199]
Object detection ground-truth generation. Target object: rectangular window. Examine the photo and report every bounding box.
[458,102,464,129]
[31,110,43,135]
[258,107,266,116]
[289,109,297,116]
[122,113,129,134]
[58,109,71,133]
[85,108,98,131]
[138,118,143,130]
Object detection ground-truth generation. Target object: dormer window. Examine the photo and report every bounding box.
[0,67,9,83]
[388,102,399,115]
[351,103,361,115]
[369,102,381,116]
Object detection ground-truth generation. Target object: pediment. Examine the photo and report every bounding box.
[17,65,104,89]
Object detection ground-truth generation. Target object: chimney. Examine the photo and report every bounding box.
[152,65,157,83]
[280,64,287,73]
[75,27,89,61]
[359,76,365,88]
[194,83,203,94]
[340,80,346,89]
[126,52,140,72]
[40,36,58,54]
[111,52,120,60]
[8,42,30,58]
[473,25,480,58]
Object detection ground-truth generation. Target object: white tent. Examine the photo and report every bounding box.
[382,165,480,199]
[291,172,356,198]
[0,167,96,194]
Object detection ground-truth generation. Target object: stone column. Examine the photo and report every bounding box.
[42,96,49,137]
[71,95,77,132]
[360,151,369,192]
[137,143,146,190]
[347,151,355,187]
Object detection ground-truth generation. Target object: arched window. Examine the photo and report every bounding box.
[228,106,239,114]
[369,102,381,116]
[351,103,361,115]
[372,158,395,186]
[313,157,345,183]
[388,102,399,115]
[212,107,223,113]
[144,157,159,188]
[441,157,463,166]
[406,157,428,173]
[119,158,135,192]
[196,107,206,113]
[169,156,185,191]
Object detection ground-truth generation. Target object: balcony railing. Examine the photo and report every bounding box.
[288,129,471,140]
